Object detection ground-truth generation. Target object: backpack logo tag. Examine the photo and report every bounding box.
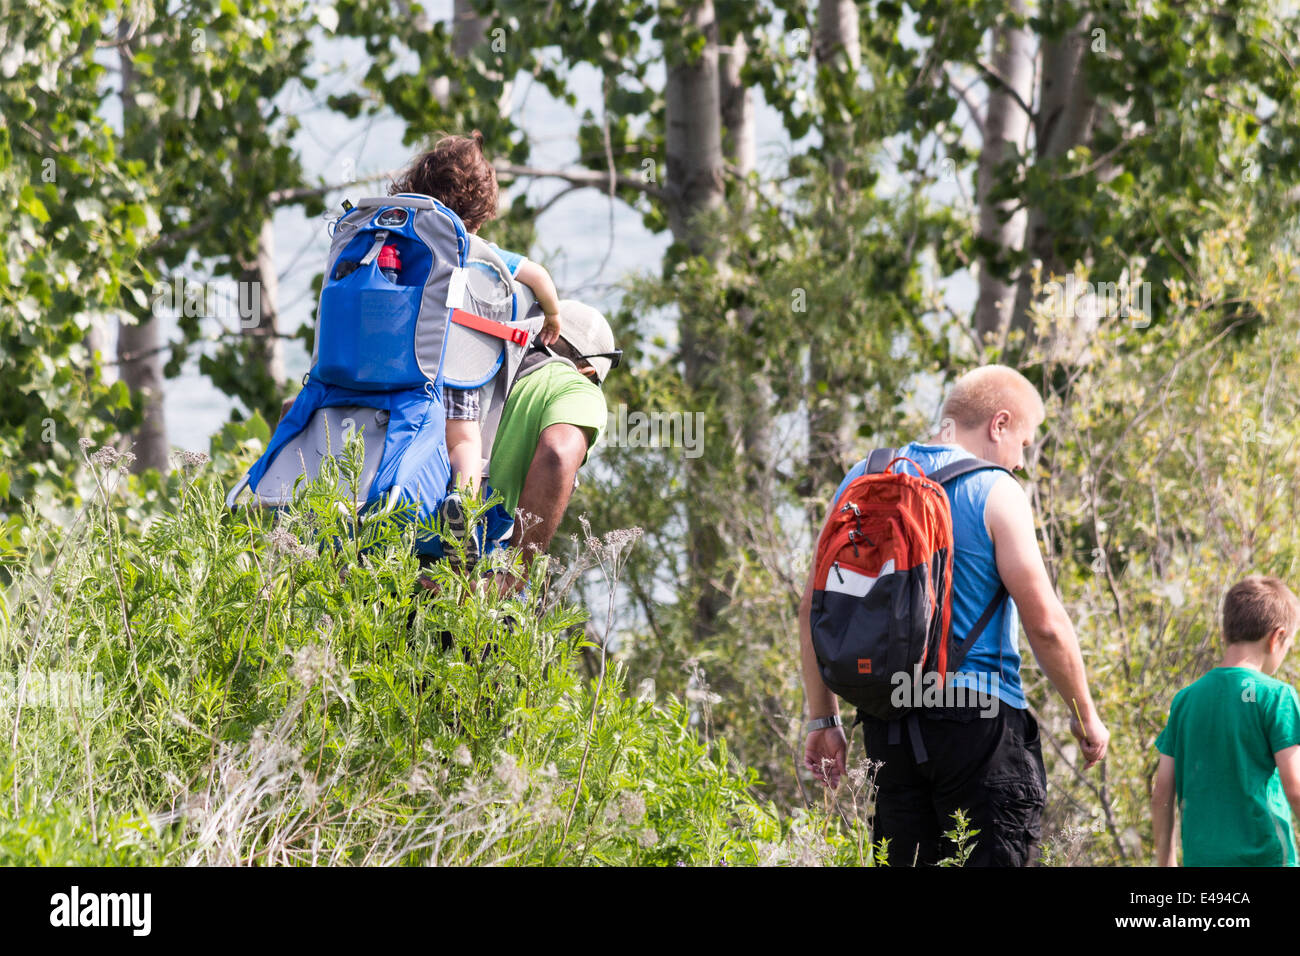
[857,658,872,674]
[375,208,409,228]
[446,267,467,309]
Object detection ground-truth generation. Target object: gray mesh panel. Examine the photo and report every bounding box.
[253,406,389,505]
[413,204,462,384]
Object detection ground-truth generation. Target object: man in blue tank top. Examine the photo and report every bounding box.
[798,364,1110,866]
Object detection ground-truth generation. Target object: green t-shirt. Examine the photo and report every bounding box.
[1155,666,1300,866]
[486,362,607,514]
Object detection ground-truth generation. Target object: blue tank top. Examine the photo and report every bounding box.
[830,442,1026,709]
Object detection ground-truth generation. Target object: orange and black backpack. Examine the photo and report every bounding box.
[809,447,1011,720]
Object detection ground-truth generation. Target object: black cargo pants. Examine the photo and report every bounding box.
[861,703,1047,867]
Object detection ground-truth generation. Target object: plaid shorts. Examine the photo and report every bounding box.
[443,386,481,421]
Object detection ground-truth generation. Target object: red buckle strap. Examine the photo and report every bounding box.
[450,308,530,346]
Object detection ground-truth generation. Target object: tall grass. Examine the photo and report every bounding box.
[0,433,883,865]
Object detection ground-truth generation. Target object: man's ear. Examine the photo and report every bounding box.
[990,410,1012,441]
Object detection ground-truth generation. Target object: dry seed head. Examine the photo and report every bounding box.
[493,752,527,800]
[620,791,647,825]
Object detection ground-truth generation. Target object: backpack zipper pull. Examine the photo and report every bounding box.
[832,562,844,584]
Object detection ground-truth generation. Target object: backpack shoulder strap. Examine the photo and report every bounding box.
[511,342,577,388]
[927,456,1013,486]
[949,582,1009,672]
[930,456,1015,670]
[865,447,897,475]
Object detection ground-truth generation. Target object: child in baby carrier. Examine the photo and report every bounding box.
[388,132,562,562]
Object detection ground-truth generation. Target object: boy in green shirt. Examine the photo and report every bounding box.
[1152,574,1300,866]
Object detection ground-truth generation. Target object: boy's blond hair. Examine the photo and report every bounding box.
[1222,575,1300,645]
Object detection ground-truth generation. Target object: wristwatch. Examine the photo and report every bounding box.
[806,715,842,733]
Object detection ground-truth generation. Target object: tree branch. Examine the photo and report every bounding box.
[944,66,987,140]
[151,168,402,250]
[976,59,1036,124]
[267,167,402,205]
[1203,90,1274,126]
[106,328,301,367]
[494,160,666,201]
[1057,127,1149,180]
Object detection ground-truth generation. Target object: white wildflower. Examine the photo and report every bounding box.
[618,790,646,826]
[493,752,527,800]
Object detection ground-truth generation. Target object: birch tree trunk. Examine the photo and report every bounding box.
[972,2,1034,344]
[807,0,860,496]
[816,0,860,194]
[117,16,169,474]
[718,31,755,203]
[664,0,728,639]
[664,3,724,254]
[1010,11,1097,344]
[239,217,284,388]
[718,28,773,504]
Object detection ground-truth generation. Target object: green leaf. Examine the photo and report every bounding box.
[245,410,270,443]
[25,197,50,224]
[109,379,132,410]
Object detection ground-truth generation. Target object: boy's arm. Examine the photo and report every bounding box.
[1151,753,1178,866]
[514,260,562,346]
[985,476,1109,768]
[1275,744,1300,837]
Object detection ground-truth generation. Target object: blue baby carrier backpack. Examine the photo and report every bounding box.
[226,193,543,557]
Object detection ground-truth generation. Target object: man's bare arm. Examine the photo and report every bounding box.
[985,475,1109,767]
[799,569,842,722]
[510,422,590,568]
[799,529,847,787]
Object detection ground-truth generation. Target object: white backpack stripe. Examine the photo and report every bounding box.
[824,559,896,597]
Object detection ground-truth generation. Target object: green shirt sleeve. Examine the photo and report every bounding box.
[1265,683,1300,755]
[1154,719,1174,757]
[1154,692,1180,756]
[486,362,608,515]
[537,367,607,464]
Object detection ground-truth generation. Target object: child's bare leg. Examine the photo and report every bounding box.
[441,388,483,560]
[444,419,482,496]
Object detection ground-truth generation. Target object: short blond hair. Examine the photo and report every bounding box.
[941,365,1045,431]
[1223,576,1300,645]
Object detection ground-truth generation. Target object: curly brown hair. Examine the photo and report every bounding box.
[389,131,498,232]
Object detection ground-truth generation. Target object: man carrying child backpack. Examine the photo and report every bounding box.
[256,130,617,582]
[798,364,1109,866]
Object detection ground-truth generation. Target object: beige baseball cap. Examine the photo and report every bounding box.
[556,299,619,384]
